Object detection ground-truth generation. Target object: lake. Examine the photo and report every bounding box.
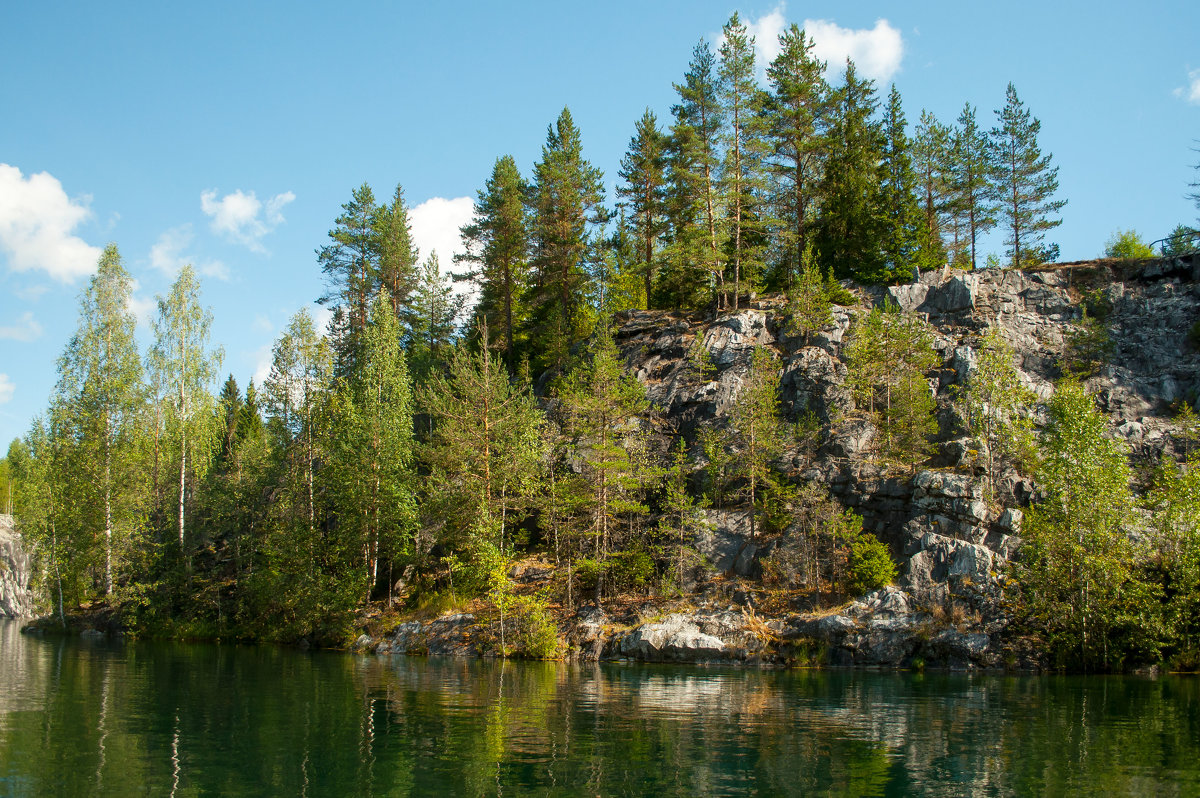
[1,619,1197,796]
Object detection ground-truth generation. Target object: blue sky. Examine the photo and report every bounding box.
[2,0,1199,447]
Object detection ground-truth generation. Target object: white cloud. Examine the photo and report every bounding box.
[149,224,230,281]
[252,314,273,334]
[0,312,43,342]
[1175,69,1200,105]
[803,18,903,83]
[251,343,274,387]
[746,6,788,71]
[410,196,474,273]
[0,374,13,405]
[200,188,294,252]
[125,279,157,329]
[0,164,101,283]
[312,305,334,336]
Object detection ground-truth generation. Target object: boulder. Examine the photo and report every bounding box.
[618,615,726,661]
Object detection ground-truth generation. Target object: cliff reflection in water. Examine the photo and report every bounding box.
[1,621,1198,796]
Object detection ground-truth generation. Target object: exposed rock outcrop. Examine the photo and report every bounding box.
[365,256,1200,669]
[0,515,35,619]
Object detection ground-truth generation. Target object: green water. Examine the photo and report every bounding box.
[1,620,1198,796]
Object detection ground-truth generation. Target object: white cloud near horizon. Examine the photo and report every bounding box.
[0,375,14,405]
[1176,69,1200,105]
[410,196,474,275]
[738,7,904,85]
[0,164,102,283]
[200,188,295,253]
[0,312,44,343]
[150,224,230,280]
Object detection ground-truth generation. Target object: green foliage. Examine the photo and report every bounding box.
[784,242,832,343]
[764,23,828,289]
[729,347,791,538]
[1163,224,1198,257]
[846,533,897,595]
[526,107,607,371]
[556,333,652,598]
[717,12,769,307]
[1061,307,1114,377]
[617,109,669,307]
[419,340,544,559]
[1015,381,1157,670]
[956,328,1037,502]
[951,103,997,270]
[845,301,940,467]
[989,84,1066,268]
[456,155,530,369]
[1104,229,1156,259]
[504,594,560,658]
[813,60,887,283]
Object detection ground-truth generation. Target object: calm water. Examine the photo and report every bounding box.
[1,620,1198,796]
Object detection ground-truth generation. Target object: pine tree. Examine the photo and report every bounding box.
[334,291,417,602]
[527,108,607,370]
[148,264,223,574]
[813,60,886,282]
[669,40,725,308]
[408,251,463,378]
[879,86,937,281]
[52,244,144,596]
[318,184,378,370]
[728,346,790,539]
[718,12,769,308]
[950,104,996,270]
[557,333,651,597]
[456,155,529,369]
[784,242,832,344]
[419,338,545,558]
[616,109,668,307]
[764,24,829,289]
[375,184,421,330]
[912,110,956,266]
[845,301,939,462]
[989,83,1066,268]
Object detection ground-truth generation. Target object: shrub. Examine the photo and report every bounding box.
[846,533,897,595]
[1104,229,1156,259]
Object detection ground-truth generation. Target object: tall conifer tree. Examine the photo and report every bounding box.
[718,12,769,308]
[527,108,607,369]
[764,24,828,289]
[814,60,886,282]
[456,155,529,369]
[617,109,669,307]
[989,83,1066,267]
[670,40,725,308]
[950,104,996,269]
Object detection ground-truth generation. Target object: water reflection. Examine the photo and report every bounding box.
[0,620,1197,796]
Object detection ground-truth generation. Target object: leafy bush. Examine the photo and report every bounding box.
[506,594,560,659]
[1104,229,1155,259]
[846,533,897,595]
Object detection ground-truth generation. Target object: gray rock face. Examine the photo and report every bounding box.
[618,615,727,661]
[0,515,35,619]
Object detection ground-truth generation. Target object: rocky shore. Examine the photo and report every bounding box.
[352,256,1200,669]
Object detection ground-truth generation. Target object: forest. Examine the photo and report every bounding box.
[4,13,1200,672]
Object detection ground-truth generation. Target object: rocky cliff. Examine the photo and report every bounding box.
[356,255,1200,668]
[0,515,35,619]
